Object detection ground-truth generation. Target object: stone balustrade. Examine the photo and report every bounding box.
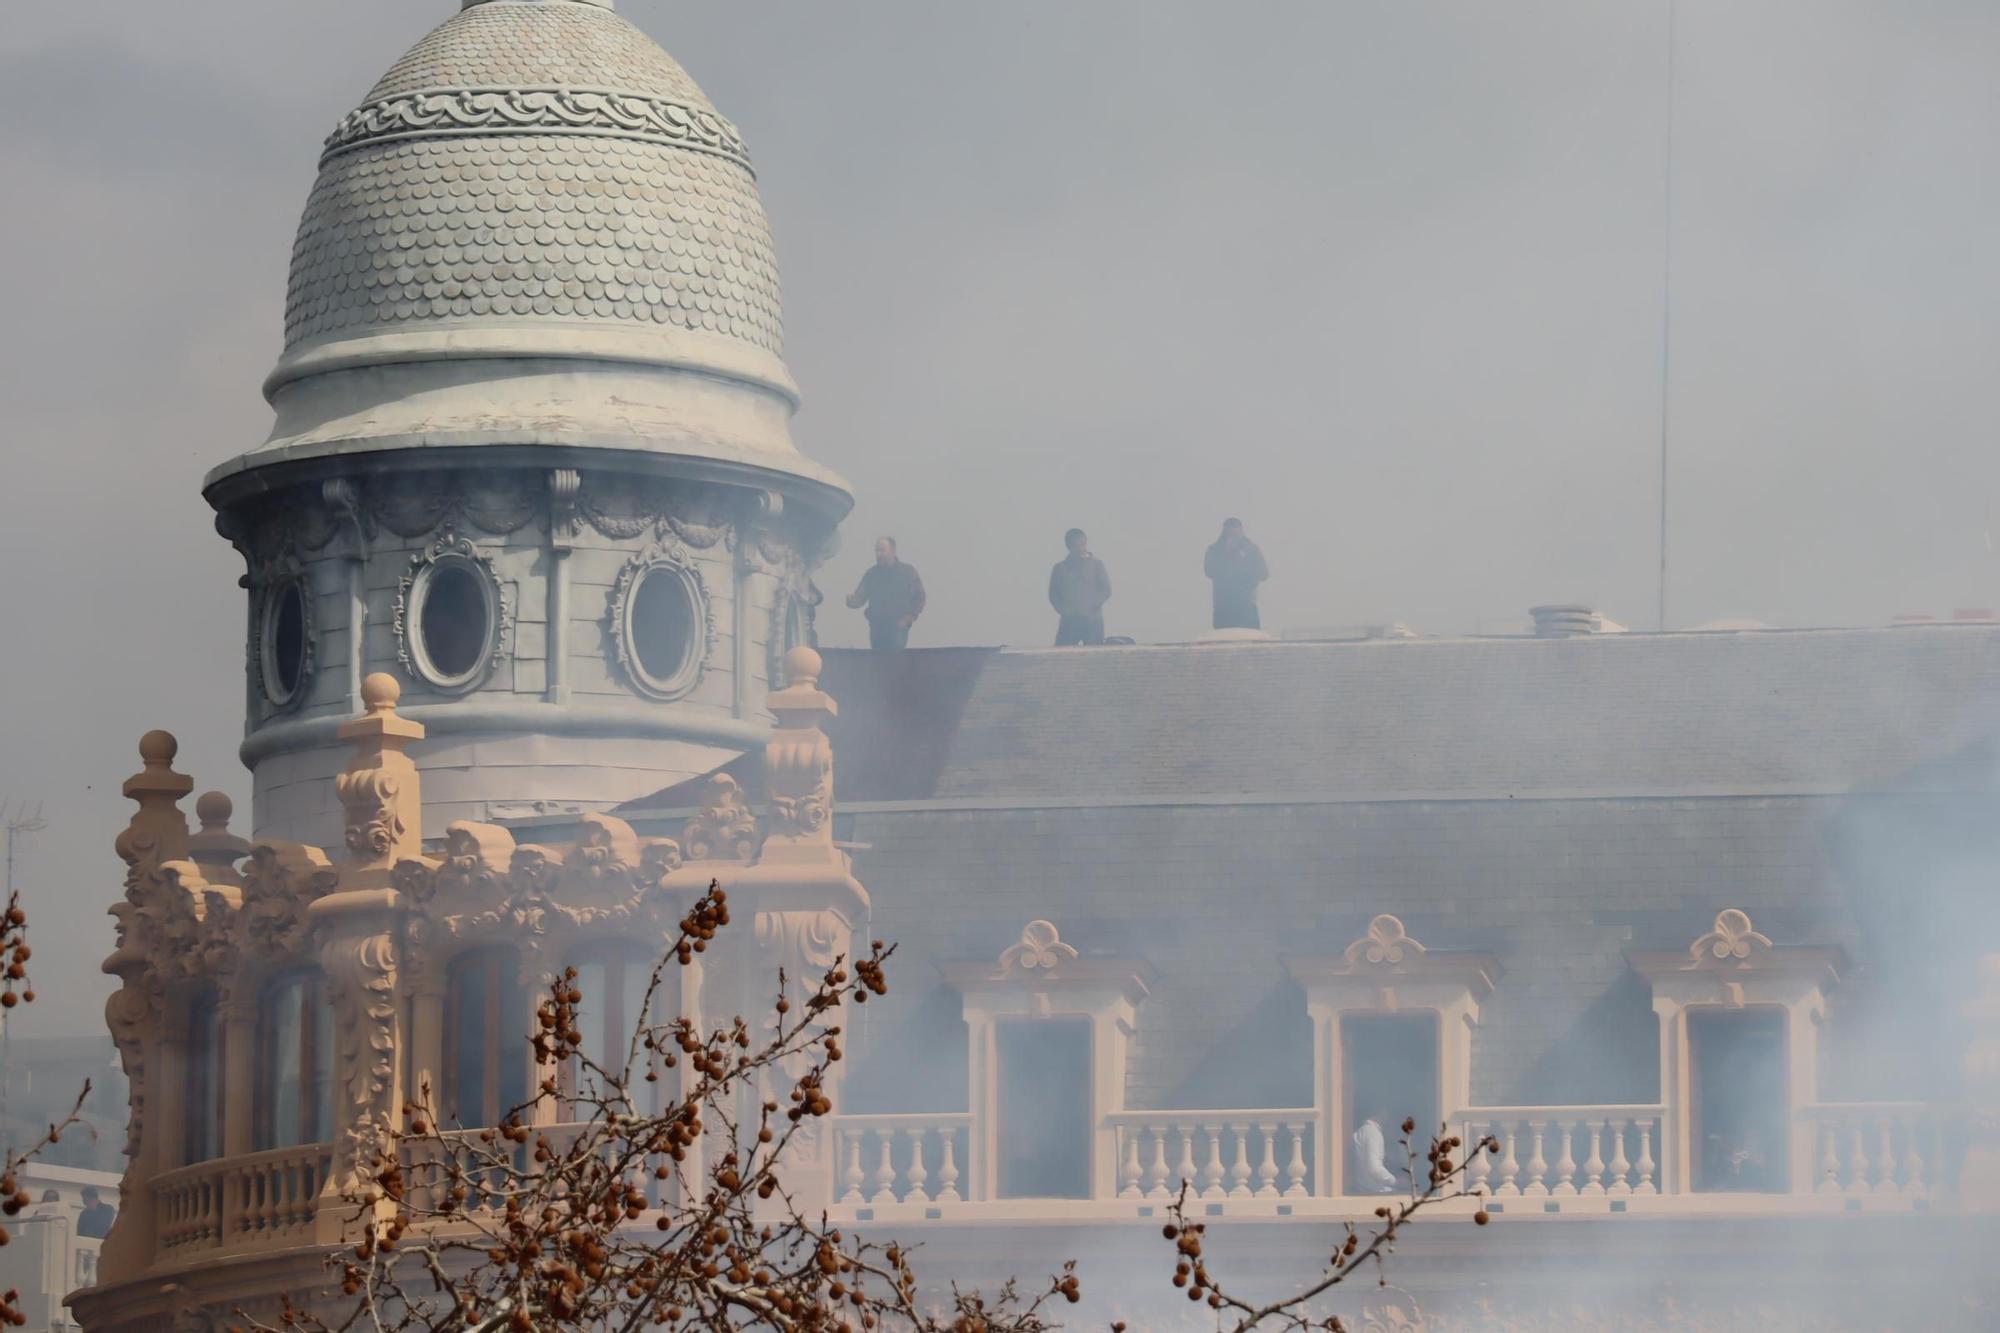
[831,1114,972,1205]
[152,1142,331,1259]
[1108,1111,1318,1200]
[1804,1102,1946,1197]
[1456,1106,1666,1199]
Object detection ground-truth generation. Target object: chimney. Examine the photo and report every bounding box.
[1529,604,1601,639]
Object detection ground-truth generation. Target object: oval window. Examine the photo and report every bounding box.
[262,580,308,706]
[627,566,701,694]
[416,560,494,686]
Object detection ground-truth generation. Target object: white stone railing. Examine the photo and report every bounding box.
[1107,1110,1319,1199]
[152,1142,331,1257]
[831,1113,972,1205]
[1803,1102,1948,1197]
[1456,1106,1665,1198]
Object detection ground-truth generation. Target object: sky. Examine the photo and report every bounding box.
[2,0,1999,1033]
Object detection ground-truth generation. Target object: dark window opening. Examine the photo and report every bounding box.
[420,563,490,680]
[185,989,225,1164]
[256,969,333,1151]
[564,944,661,1116]
[446,950,532,1129]
[631,567,698,686]
[1691,1008,1788,1192]
[996,1017,1092,1199]
[1341,1013,1439,1194]
[269,582,306,699]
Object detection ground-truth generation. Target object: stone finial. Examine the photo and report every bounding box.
[188,791,253,886]
[761,647,836,863]
[115,730,193,871]
[1684,908,1772,970]
[334,672,426,885]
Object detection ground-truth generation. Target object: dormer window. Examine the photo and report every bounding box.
[1628,909,1843,1196]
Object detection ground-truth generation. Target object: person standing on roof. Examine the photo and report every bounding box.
[1048,527,1112,647]
[846,536,926,651]
[1204,517,1269,630]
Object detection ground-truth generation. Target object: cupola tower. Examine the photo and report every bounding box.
[205,0,850,842]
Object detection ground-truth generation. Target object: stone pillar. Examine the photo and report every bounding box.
[219,994,260,1242]
[546,468,579,705]
[760,647,836,864]
[1960,954,2000,1209]
[99,731,193,1281]
[310,674,423,1240]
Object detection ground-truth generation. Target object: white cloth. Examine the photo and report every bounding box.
[1351,1118,1398,1193]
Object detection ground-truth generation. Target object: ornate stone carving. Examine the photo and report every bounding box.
[606,535,712,701]
[1344,914,1427,969]
[1000,920,1078,976]
[683,774,758,862]
[393,529,510,688]
[549,468,583,549]
[320,928,401,1190]
[1684,908,1773,970]
[114,731,192,883]
[368,474,541,541]
[762,647,836,861]
[324,88,753,173]
[335,675,427,886]
[238,841,335,962]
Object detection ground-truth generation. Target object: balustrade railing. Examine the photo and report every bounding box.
[1456,1107,1665,1199]
[1803,1103,1947,1198]
[153,1142,331,1258]
[831,1113,972,1205]
[1108,1111,1318,1200]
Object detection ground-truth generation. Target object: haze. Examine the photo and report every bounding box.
[3,0,1998,1033]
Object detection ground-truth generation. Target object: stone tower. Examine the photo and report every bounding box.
[206,0,851,843]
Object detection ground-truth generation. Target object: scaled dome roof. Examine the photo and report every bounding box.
[287,0,781,363]
[215,0,845,502]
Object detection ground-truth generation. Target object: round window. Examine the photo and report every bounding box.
[412,559,495,688]
[261,580,309,706]
[621,563,705,698]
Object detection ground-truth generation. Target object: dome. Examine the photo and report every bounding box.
[212,0,846,504]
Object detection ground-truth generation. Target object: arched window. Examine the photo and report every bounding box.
[184,989,225,1164]
[565,943,661,1114]
[256,969,333,1151]
[446,950,532,1128]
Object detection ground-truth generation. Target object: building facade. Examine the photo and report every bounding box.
[58,0,2000,1329]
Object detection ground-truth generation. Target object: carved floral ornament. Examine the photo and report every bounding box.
[1683,908,1774,971]
[392,814,690,977]
[682,774,760,863]
[1344,914,1427,970]
[1000,920,1079,976]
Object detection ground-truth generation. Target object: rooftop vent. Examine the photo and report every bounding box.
[1529,604,1601,639]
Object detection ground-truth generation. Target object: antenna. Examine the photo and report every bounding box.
[1656,0,1679,632]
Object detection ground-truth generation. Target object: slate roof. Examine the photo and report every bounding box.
[618,626,2000,1115]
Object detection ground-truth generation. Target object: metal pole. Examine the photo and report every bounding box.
[1657,0,1679,632]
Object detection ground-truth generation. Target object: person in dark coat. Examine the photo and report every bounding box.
[845,536,926,650]
[1048,528,1112,646]
[1204,517,1269,630]
[77,1187,116,1239]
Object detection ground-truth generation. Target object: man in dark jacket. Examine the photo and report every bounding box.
[1204,517,1268,630]
[846,536,926,650]
[1048,528,1112,646]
